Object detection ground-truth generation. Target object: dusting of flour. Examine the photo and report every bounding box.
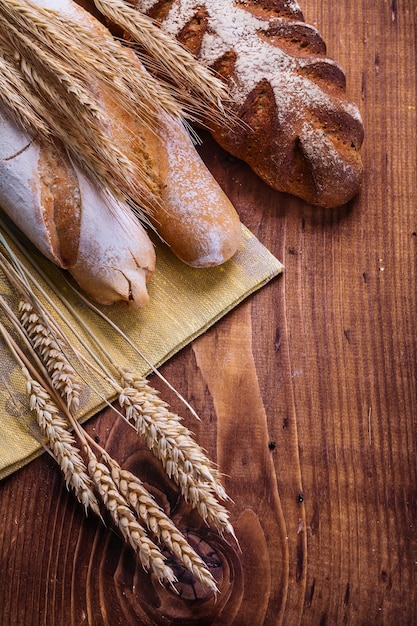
[157,112,240,266]
[136,0,361,131]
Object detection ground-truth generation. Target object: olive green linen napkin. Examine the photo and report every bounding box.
[0,225,283,480]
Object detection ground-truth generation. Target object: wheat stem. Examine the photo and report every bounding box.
[68,281,201,419]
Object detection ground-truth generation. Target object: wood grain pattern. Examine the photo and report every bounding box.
[1,1,417,624]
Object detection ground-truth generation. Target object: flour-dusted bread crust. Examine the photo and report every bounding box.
[132,0,364,208]
[153,112,242,267]
[36,0,242,267]
[0,106,156,307]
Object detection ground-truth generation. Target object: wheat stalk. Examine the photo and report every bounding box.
[0,46,156,217]
[1,317,173,584]
[116,372,235,536]
[0,0,180,119]
[110,462,218,592]
[0,317,99,515]
[19,301,82,412]
[92,0,229,119]
[0,240,83,412]
[87,455,176,584]
[0,296,177,587]
[25,374,100,515]
[0,52,51,135]
[0,225,236,585]
[0,0,163,214]
[0,33,131,180]
[119,367,227,496]
[0,298,175,584]
[2,0,228,119]
[0,0,232,214]
[61,280,202,420]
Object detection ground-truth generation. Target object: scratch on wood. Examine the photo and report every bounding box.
[306,578,315,607]
[361,71,366,100]
[344,582,350,606]
[319,613,328,626]
[374,53,380,75]
[296,533,304,582]
[274,327,281,351]
[368,406,372,445]
[391,0,397,22]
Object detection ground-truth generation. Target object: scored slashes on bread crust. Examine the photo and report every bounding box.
[131,0,364,208]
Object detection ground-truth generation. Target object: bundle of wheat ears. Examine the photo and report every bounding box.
[0,220,236,592]
[0,0,231,208]
[0,0,236,593]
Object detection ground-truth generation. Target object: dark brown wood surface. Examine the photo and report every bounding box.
[1,1,416,624]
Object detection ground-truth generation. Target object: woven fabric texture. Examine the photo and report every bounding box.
[0,225,283,479]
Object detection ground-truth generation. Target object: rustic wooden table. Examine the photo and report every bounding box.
[1,1,416,624]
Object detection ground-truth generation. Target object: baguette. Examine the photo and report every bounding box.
[33,0,242,268]
[129,0,364,208]
[0,106,156,307]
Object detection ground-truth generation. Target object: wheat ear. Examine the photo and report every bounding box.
[87,455,176,584]
[110,462,218,592]
[120,367,226,496]
[0,34,148,198]
[117,373,234,536]
[0,52,50,135]
[25,374,100,515]
[0,229,234,589]
[0,243,83,412]
[0,0,231,197]
[0,307,174,585]
[0,43,156,216]
[92,0,229,120]
[1,226,234,538]
[19,301,82,412]
[0,0,165,214]
[0,317,99,515]
[0,0,181,119]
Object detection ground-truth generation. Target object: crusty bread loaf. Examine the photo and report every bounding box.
[131,0,364,208]
[36,0,242,268]
[153,112,242,266]
[0,105,156,307]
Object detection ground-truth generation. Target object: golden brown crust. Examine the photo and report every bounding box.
[71,0,242,267]
[176,6,208,56]
[151,112,242,267]
[133,0,364,208]
[38,144,82,268]
[236,0,304,20]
